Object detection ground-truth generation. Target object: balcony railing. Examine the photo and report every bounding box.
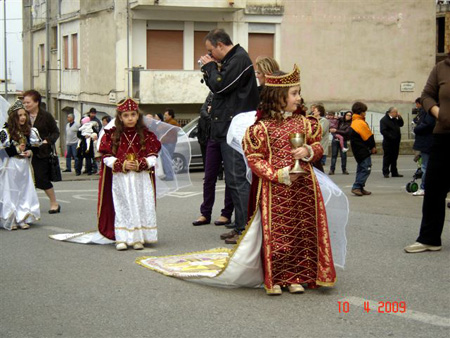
[133,69,210,104]
[130,0,246,11]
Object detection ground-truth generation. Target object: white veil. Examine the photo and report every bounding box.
[51,116,193,244]
[97,116,192,198]
[0,96,10,163]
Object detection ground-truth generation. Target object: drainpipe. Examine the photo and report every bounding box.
[45,0,50,112]
[126,0,131,96]
[3,0,8,100]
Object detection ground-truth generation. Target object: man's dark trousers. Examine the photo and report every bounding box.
[382,141,400,176]
[220,141,250,233]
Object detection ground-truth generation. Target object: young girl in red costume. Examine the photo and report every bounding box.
[136,67,345,294]
[243,65,337,295]
[98,98,161,251]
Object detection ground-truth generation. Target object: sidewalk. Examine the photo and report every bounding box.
[59,157,100,182]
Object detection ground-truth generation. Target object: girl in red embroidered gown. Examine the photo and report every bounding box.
[243,66,336,295]
[98,98,161,251]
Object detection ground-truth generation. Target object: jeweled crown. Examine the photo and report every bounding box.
[8,99,25,115]
[265,64,301,87]
[117,97,139,112]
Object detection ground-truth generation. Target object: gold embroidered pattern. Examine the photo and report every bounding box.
[243,113,336,288]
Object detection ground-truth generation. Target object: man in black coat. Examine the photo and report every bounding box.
[199,29,259,244]
[380,107,404,177]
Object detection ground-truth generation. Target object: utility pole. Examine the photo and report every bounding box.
[3,0,8,100]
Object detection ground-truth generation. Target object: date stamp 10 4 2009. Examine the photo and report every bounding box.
[338,300,407,314]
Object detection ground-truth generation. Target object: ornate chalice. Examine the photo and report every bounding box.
[126,153,136,162]
[289,133,307,174]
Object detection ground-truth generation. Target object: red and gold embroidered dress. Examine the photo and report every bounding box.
[243,113,336,290]
[97,127,161,244]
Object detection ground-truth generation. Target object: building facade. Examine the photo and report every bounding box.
[22,0,435,150]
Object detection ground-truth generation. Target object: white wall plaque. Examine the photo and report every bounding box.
[400,82,415,92]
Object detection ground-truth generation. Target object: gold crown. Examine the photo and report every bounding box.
[265,64,300,87]
[117,97,139,112]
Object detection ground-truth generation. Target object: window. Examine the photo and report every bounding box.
[63,35,69,69]
[248,33,274,64]
[51,26,58,50]
[437,17,446,54]
[194,31,208,69]
[39,44,45,70]
[146,30,183,69]
[72,33,78,69]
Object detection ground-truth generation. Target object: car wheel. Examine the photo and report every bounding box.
[172,154,186,174]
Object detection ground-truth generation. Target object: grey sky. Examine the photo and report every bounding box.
[0,0,23,90]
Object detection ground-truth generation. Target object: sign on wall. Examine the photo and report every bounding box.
[400,82,415,92]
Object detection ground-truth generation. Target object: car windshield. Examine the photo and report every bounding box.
[182,117,199,133]
[178,117,199,137]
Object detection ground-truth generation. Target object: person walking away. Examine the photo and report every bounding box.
[63,113,79,172]
[349,102,377,196]
[404,53,450,253]
[380,107,404,178]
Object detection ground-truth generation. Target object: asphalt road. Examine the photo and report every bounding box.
[1,155,449,338]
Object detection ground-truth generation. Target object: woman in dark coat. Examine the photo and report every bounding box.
[23,90,61,213]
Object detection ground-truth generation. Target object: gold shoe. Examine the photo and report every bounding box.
[266,285,282,296]
[133,243,144,250]
[288,284,305,294]
[116,243,127,251]
[19,223,30,230]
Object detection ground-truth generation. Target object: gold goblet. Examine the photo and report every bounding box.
[289,133,307,174]
[126,153,136,162]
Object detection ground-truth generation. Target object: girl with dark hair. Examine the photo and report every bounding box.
[23,89,61,214]
[135,68,346,293]
[243,66,337,295]
[98,98,161,251]
[0,100,41,230]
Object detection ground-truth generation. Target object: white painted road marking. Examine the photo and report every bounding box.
[41,225,74,233]
[37,197,70,204]
[341,296,450,327]
[37,189,98,193]
[73,194,97,201]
